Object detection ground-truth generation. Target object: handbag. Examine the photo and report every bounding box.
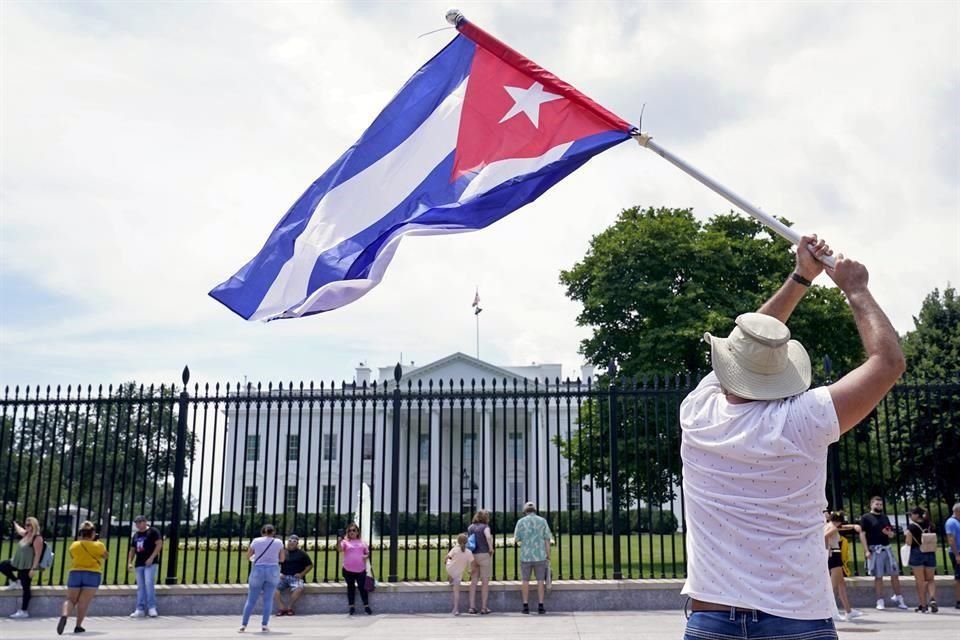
[364,560,376,593]
[899,543,910,568]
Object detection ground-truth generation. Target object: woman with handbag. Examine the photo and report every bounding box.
[0,516,44,619]
[56,521,106,635]
[239,523,285,633]
[906,507,938,613]
[337,523,372,615]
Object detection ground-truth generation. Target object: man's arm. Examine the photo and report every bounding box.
[146,537,162,566]
[826,257,906,433]
[858,517,871,558]
[757,235,832,323]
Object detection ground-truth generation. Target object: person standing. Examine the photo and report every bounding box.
[467,509,494,615]
[57,521,107,635]
[680,238,906,640]
[445,533,473,615]
[513,501,552,615]
[946,503,960,609]
[274,534,312,616]
[239,523,285,633]
[337,523,371,615]
[0,516,43,619]
[859,496,908,609]
[127,515,163,618]
[905,506,938,613]
[824,512,862,621]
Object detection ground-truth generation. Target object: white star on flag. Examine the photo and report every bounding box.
[498,81,563,128]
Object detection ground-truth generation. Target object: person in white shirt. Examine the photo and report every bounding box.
[681,235,905,640]
[445,533,474,615]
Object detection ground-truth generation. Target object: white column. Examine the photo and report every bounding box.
[483,408,494,510]
[430,409,441,514]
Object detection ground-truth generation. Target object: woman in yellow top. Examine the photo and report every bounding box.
[57,521,107,636]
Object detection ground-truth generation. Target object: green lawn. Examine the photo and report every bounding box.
[15,534,954,586]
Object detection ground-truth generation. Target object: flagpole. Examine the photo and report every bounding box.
[633,133,836,268]
[475,312,480,359]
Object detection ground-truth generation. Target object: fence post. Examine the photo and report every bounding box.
[388,363,402,582]
[165,366,190,585]
[823,356,843,510]
[607,360,622,580]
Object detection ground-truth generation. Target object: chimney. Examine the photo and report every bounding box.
[580,364,595,382]
[356,363,371,385]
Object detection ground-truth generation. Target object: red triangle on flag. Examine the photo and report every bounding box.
[452,47,620,181]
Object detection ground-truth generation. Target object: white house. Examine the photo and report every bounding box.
[219,353,603,519]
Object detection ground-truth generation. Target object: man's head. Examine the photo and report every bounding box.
[523,501,537,514]
[286,534,300,550]
[870,497,884,513]
[705,313,811,401]
[134,515,148,532]
[954,502,960,518]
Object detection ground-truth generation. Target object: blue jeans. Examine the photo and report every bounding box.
[684,611,837,640]
[135,564,158,611]
[242,564,280,627]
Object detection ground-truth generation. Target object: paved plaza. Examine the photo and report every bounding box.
[1,608,958,640]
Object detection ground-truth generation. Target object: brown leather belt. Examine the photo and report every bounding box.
[690,599,757,614]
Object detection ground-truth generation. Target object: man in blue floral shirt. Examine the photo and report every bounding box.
[513,501,552,614]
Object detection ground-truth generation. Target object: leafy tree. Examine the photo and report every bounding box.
[556,207,863,508]
[891,286,960,505]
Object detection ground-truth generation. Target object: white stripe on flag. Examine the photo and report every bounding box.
[253,77,470,321]
[280,142,577,318]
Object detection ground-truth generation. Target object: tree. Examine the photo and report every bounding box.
[555,207,863,508]
[891,286,960,505]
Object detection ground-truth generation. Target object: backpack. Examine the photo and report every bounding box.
[920,532,938,553]
[466,533,477,552]
[38,542,54,570]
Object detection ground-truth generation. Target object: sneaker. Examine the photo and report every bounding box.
[147,608,158,618]
[833,612,847,622]
[364,606,372,615]
[57,615,68,635]
[847,609,864,619]
[4,582,21,590]
[876,599,885,610]
[915,606,927,613]
[9,610,29,619]
[129,610,146,618]
[522,603,530,614]
[348,607,355,616]
[895,596,909,610]
[74,626,86,633]
[929,600,938,613]
[537,603,546,615]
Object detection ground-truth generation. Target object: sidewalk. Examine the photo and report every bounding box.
[1,608,957,640]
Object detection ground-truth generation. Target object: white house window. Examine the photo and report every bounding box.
[463,432,477,461]
[507,481,525,511]
[245,434,260,462]
[321,485,337,511]
[418,433,430,462]
[285,486,298,511]
[286,435,300,461]
[418,484,430,511]
[323,434,338,461]
[566,478,582,511]
[243,486,258,514]
[362,433,374,460]
[508,431,525,460]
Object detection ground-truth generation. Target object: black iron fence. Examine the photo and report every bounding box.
[1,366,956,585]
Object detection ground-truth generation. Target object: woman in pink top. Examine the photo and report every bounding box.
[337,523,371,615]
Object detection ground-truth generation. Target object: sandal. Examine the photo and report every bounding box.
[467,608,478,615]
[481,608,492,615]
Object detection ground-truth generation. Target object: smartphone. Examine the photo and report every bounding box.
[336,528,345,538]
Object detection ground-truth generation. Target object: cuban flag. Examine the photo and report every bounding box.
[210,16,633,321]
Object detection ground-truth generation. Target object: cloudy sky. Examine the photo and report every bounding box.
[1,0,957,388]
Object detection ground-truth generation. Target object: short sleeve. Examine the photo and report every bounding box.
[785,386,840,456]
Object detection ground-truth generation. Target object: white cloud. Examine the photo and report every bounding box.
[1,0,958,386]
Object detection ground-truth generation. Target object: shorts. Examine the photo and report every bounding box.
[67,571,102,589]
[277,574,305,591]
[949,552,959,580]
[867,545,899,577]
[446,568,463,585]
[520,560,548,582]
[908,547,937,568]
[471,553,492,581]
[827,551,843,570]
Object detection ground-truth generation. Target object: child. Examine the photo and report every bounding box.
[445,533,474,616]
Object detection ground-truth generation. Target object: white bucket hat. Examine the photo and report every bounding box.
[704,312,811,401]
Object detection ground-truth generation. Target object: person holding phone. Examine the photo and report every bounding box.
[337,523,371,615]
[0,517,43,620]
[57,521,107,635]
[239,523,285,633]
[859,496,908,609]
